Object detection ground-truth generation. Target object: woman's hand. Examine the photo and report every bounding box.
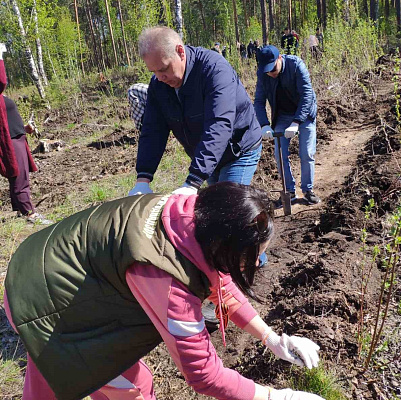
[264,332,320,369]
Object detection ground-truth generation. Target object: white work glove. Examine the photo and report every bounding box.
[128,182,153,196]
[264,331,320,369]
[172,182,198,195]
[0,43,6,60]
[261,125,274,140]
[270,388,325,400]
[284,122,299,138]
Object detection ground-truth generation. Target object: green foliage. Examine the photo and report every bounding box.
[362,204,401,369]
[245,17,262,44]
[85,182,116,203]
[393,50,401,131]
[289,364,348,400]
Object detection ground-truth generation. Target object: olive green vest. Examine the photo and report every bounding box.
[5,194,211,400]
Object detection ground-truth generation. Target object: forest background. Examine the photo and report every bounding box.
[0,0,400,101]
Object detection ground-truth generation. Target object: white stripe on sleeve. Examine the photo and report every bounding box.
[167,317,205,337]
[107,375,137,389]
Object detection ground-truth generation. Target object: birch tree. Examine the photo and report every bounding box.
[32,0,48,85]
[117,0,131,66]
[174,0,184,39]
[73,0,85,74]
[104,0,118,65]
[10,0,45,98]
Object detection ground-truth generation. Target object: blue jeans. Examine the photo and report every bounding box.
[274,114,316,193]
[207,143,262,185]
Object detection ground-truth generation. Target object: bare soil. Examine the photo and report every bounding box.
[0,60,400,399]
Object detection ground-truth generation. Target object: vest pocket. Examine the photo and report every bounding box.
[59,320,120,342]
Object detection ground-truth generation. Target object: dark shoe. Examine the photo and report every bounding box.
[274,192,297,209]
[202,301,219,333]
[303,191,321,205]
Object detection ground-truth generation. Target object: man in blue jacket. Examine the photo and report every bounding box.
[254,45,320,206]
[128,26,262,197]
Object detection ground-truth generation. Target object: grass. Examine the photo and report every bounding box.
[0,219,30,270]
[288,364,348,400]
[151,137,191,194]
[0,359,24,398]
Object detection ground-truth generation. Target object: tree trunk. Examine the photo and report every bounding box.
[288,0,292,29]
[385,0,390,19]
[293,0,296,30]
[260,0,268,45]
[242,0,249,27]
[396,0,401,31]
[84,0,103,72]
[362,0,369,17]
[104,0,118,66]
[370,0,378,21]
[317,0,322,24]
[73,0,85,74]
[269,0,274,31]
[10,0,45,98]
[322,0,327,27]
[32,0,48,85]
[197,0,207,31]
[232,0,240,44]
[117,0,131,66]
[174,0,184,39]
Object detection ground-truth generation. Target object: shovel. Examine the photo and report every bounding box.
[273,131,292,216]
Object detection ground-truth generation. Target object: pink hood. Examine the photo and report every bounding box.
[162,194,228,344]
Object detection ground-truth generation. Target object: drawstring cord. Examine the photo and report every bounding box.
[217,275,226,347]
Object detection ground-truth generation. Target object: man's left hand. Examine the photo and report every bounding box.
[172,183,198,195]
[284,122,299,138]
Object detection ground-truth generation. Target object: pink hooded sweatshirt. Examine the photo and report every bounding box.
[126,194,258,400]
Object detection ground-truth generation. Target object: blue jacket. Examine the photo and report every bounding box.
[136,46,262,188]
[253,55,317,129]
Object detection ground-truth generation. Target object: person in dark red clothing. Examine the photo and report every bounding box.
[0,44,51,224]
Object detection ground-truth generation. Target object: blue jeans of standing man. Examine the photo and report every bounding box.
[207,142,268,267]
[274,113,316,193]
[207,143,262,185]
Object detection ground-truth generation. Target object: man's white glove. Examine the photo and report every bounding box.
[128,182,153,196]
[261,125,274,140]
[264,331,320,369]
[172,182,198,195]
[270,388,325,400]
[284,122,299,138]
[0,43,7,60]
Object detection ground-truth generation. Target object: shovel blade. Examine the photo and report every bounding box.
[281,191,292,216]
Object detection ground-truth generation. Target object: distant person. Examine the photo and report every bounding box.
[240,42,247,59]
[5,182,324,400]
[253,45,321,207]
[127,82,149,131]
[316,27,324,52]
[211,42,221,54]
[222,45,227,58]
[307,34,320,59]
[254,40,261,64]
[280,27,296,55]
[247,39,255,59]
[0,44,51,224]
